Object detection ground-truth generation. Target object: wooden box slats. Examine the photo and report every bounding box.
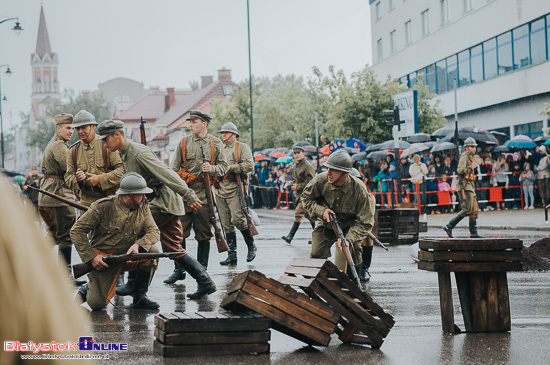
[153,311,270,357]
[220,270,339,347]
[374,208,420,245]
[278,258,394,349]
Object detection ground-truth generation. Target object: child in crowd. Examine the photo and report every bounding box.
[438,173,452,213]
[426,165,440,214]
[519,162,535,209]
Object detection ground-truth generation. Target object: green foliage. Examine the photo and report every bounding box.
[540,102,550,120]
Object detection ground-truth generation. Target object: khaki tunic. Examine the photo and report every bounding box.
[120,140,198,215]
[216,139,254,199]
[292,158,316,223]
[38,134,75,207]
[457,151,479,218]
[65,134,124,206]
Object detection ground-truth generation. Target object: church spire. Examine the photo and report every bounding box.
[35,5,52,58]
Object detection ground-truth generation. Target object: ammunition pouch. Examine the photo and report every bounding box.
[177,170,197,185]
[146,183,163,200]
[464,174,477,181]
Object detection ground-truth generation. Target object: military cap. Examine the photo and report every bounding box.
[116,172,153,195]
[292,144,306,152]
[54,113,73,125]
[187,110,212,123]
[72,110,97,127]
[324,150,352,173]
[219,122,239,136]
[31,165,39,170]
[97,120,125,140]
[464,137,478,147]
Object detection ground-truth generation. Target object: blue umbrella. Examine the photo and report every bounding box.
[254,162,261,167]
[346,138,366,151]
[504,139,536,149]
[275,156,293,164]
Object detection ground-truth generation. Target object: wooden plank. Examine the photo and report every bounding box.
[418,261,523,272]
[437,271,455,333]
[156,314,270,334]
[486,272,499,332]
[419,250,522,262]
[455,272,474,332]
[195,312,217,319]
[497,272,511,331]
[287,258,327,268]
[278,275,315,288]
[153,340,269,357]
[225,271,251,295]
[419,239,523,251]
[283,266,322,278]
[471,272,488,332]
[155,327,271,346]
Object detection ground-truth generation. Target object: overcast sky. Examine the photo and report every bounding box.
[0,0,372,130]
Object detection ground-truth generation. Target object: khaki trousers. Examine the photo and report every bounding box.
[458,190,479,218]
[310,225,362,271]
[216,194,247,233]
[180,204,213,242]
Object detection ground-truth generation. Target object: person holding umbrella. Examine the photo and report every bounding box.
[443,137,483,238]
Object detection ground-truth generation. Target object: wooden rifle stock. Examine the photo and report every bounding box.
[200,145,229,253]
[234,152,259,236]
[72,252,183,279]
[28,185,88,212]
[140,116,147,145]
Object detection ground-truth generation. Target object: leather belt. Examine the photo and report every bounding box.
[45,173,64,180]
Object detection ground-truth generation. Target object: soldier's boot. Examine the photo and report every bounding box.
[282,222,300,244]
[197,240,211,270]
[76,282,89,304]
[469,218,483,238]
[177,254,216,300]
[443,215,465,238]
[163,259,187,284]
[59,246,86,286]
[220,232,238,266]
[308,221,315,245]
[116,270,137,296]
[241,229,257,262]
[132,269,160,309]
[360,246,373,282]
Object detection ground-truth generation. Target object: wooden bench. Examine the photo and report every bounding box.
[418,238,523,333]
[153,311,270,357]
[221,270,340,347]
[278,258,395,349]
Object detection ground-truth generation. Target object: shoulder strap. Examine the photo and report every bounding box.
[71,144,77,170]
[181,136,188,171]
[209,135,215,165]
[235,141,239,164]
[102,142,110,172]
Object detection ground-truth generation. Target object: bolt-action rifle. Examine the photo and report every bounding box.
[233,152,259,236]
[200,145,229,252]
[140,116,147,145]
[27,185,88,211]
[369,232,389,251]
[72,252,183,279]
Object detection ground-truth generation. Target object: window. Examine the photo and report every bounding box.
[470,44,483,83]
[377,38,383,61]
[44,74,51,92]
[530,18,546,65]
[389,0,395,11]
[390,30,397,54]
[436,60,446,94]
[547,15,550,59]
[446,55,457,91]
[513,24,530,69]
[222,85,233,96]
[409,71,417,87]
[440,0,449,25]
[464,0,472,13]
[483,38,497,80]
[405,20,412,45]
[458,49,471,86]
[422,9,430,35]
[399,75,408,87]
[426,65,436,93]
[497,31,513,74]
[375,2,381,20]
[514,121,543,139]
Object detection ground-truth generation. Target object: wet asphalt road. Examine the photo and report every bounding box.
[74,209,550,365]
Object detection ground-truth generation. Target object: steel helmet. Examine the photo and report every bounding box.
[350,168,361,178]
[72,110,97,128]
[219,122,239,136]
[116,172,153,195]
[324,150,352,173]
[464,137,478,147]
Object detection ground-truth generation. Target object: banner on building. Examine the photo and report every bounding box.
[392,90,418,138]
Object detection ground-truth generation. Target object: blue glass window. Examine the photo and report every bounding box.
[547,15,550,58]
[497,31,513,74]
[513,24,530,69]
[514,121,543,139]
[471,45,483,83]
[483,38,497,79]
[436,60,446,94]
[458,50,470,86]
[399,75,409,87]
[446,55,457,91]
[409,71,417,87]
[530,18,546,64]
[426,65,436,93]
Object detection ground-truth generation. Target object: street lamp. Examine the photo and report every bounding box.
[0,65,11,168]
[0,17,24,34]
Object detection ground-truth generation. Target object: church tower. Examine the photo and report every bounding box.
[30,5,60,127]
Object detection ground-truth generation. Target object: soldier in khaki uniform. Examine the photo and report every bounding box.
[38,113,85,285]
[302,151,374,272]
[216,122,256,266]
[443,137,482,238]
[171,110,228,270]
[282,144,316,244]
[98,120,216,299]
[72,173,161,310]
[65,110,124,207]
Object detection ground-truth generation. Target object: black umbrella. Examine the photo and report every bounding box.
[352,151,367,161]
[342,147,360,155]
[445,128,499,144]
[430,142,456,153]
[431,127,455,138]
[378,140,411,150]
[366,150,394,160]
[423,141,437,148]
[273,147,289,153]
[490,131,509,146]
[366,143,382,152]
[534,135,550,144]
[493,145,510,153]
[407,133,432,143]
[294,141,313,147]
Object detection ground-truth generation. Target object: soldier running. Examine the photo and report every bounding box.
[443,137,483,238]
[216,122,257,266]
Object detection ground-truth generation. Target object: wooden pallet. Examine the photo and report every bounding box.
[374,208,420,245]
[278,258,395,349]
[153,311,270,357]
[220,270,340,347]
[418,238,523,333]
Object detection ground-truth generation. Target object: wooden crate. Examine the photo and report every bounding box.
[278,258,395,349]
[153,311,270,357]
[418,238,523,333]
[374,208,420,245]
[220,270,340,347]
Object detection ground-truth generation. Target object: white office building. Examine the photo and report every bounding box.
[369,0,550,139]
